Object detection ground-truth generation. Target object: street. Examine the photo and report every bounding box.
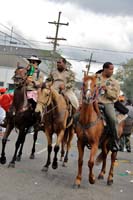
[0,130,133,200]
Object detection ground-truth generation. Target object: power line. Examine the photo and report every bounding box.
[0,23,32,47]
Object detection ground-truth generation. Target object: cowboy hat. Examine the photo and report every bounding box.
[27,55,41,64]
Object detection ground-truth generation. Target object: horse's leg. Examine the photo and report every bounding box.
[107,151,117,185]
[0,124,14,164]
[74,139,85,188]
[52,129,64,169]
[63,127,74,166]
[30,129,38,159]
[8,130,24,168]
[16,131,27,161]
[42,131,52,172]
[88,143,98,184]
[60,127,68,162]
[98,143,109,180]
[60,140,65,161]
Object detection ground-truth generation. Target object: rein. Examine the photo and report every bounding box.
[82,85,103,104]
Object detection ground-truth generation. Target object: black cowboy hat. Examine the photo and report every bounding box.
[27,55,41,64]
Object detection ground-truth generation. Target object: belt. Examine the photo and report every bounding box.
[54,79,64,82]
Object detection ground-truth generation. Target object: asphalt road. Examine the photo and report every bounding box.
[0,130,133,200]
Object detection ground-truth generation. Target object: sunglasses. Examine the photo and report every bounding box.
[57,61,61,64]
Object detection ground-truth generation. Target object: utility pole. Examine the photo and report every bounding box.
[85,53,95,74]
[10,26,13,44]
[47,11,69,70]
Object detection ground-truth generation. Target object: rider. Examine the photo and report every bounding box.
[96,62,120,152]
[47,58,79,113]
[26,55,44,110]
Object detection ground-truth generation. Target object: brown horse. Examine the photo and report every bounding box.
[74,73,126,187]
[96,116,125,185]
[35,83,74,171]
[0,68,36,167]
[74,74,104,187]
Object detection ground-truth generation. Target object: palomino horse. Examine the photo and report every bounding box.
[74,74,104,187]
[35,83,74,171]
[0,68,36,167]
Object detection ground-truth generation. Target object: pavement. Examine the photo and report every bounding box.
[0,130,133,200]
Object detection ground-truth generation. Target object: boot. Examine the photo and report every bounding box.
[111,138,120,152]
[126,146,131,153]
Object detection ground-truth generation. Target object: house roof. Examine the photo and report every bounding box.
[0,44,71,68]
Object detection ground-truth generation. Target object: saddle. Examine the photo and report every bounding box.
[59,91,74,128]
[98,103,128,126]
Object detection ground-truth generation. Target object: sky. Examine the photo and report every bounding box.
[0,0,133,80]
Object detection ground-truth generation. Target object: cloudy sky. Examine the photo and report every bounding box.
[0,0,133,80]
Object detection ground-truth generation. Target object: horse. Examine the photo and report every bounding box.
[74,73,126,187]
[0,67,36,167]
[34,83,74,171]
[74,74,104,187]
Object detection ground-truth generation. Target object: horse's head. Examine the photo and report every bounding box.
[82,74,97,103]
[12,68,27,88]
[37,82,52,107]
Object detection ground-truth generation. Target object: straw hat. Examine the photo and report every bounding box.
[27,55,41,64]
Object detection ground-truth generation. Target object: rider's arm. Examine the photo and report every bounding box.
[105,80,120,101]
[33,72,44,88]
[65,70,75,90]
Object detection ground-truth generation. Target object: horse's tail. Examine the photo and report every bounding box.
[95,152,103,165]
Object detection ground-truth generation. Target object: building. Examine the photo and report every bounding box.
[0,44,64,89]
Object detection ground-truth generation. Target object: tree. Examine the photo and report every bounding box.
[114,59,133,101]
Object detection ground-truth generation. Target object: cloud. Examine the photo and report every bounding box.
[48,0,133,16]
[0,0,133,81]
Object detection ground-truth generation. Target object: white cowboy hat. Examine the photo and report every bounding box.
[27,55,41,64]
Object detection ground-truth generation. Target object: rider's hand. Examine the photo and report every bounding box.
[102,85,107,91]
[27,76,33,82]
[59,83,65,90]
[26,76,33,85]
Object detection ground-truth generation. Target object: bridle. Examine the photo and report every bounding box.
[82,82,99,104]
[38,88,58,115]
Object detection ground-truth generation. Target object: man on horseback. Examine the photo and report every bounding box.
[26,55,44,110]
[47,58,79,113]
[96,62,120,151]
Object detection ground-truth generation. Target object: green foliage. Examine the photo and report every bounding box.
[115,59,133,100]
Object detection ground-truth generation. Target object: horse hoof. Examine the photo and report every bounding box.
[107,179,113,186]
[64,158,68,163]
[52,163,58,169]
[89,177,95,184]
[8,162,15,168]
[16,156,21,162]
[62,163,66,167]
[0,156,7,164]
[73,183,80,189]
[29,154,35,159]
[41,166,48,172]
[98,174,104,180]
